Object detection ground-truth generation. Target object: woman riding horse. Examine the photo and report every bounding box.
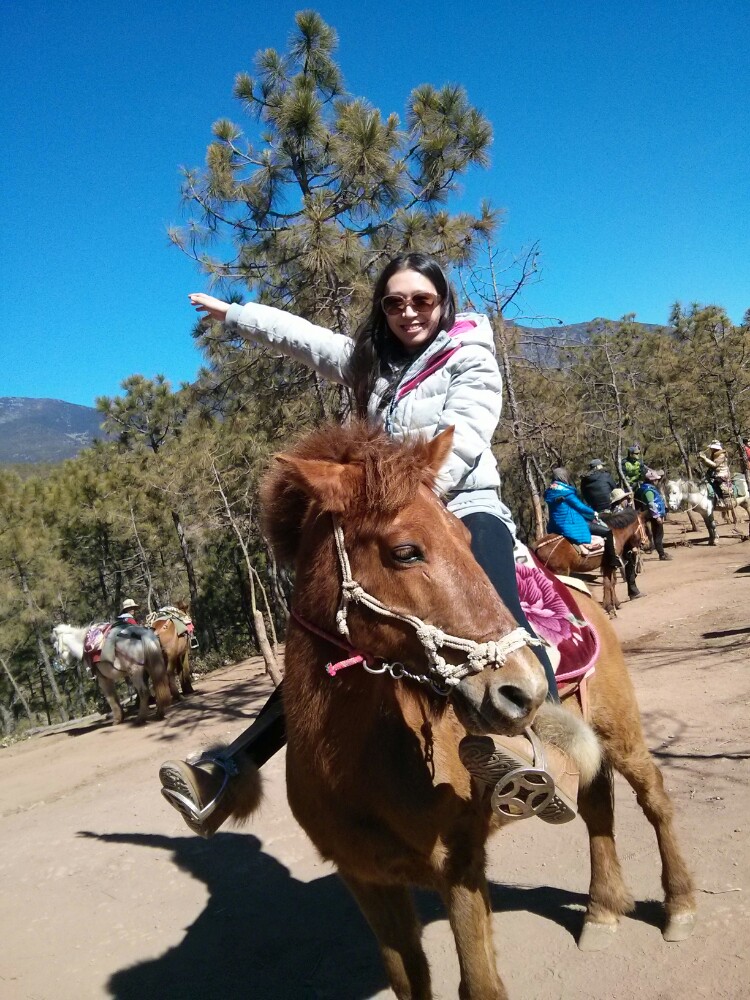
[544,468,609,555]
[159,253,591,837]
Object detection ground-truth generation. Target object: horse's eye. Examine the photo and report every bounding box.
[391,544,424,564]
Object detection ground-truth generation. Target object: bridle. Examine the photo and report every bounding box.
[292,515,541,696]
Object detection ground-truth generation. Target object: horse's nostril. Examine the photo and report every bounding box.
[494,684,534,716]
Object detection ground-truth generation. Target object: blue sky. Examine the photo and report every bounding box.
[2,1,748,407]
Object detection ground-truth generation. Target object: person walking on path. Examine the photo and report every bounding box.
[635,469,671,560]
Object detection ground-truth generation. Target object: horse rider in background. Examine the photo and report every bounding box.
[698,441,734,506]
[621,444,647,489]
[580,458,617,512]
[544,467,610,555]
[608,487,634,511]
[116,598,140,627]
[634,470,671,561]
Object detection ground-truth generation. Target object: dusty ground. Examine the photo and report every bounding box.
[2,512,749,1000]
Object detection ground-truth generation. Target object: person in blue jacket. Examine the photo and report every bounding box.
[545,468,606,553]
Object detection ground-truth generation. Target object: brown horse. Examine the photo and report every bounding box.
[147,608,194,698]
[241,423,695,999]
[533,508,647,616]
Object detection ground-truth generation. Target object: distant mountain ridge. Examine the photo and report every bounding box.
[0,397,107,464]
[1,318,665,464]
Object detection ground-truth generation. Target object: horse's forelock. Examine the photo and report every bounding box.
[260,423,438,565]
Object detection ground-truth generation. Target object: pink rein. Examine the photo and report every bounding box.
[290,609,371,676]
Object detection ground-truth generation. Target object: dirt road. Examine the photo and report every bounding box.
[2,515,749,999]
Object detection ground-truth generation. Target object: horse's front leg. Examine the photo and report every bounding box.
[342,875,432,1000]
[95,668,124,725]
[441,872,507,1000]
[706,514,717,545]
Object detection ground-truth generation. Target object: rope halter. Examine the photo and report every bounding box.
[328,515,541,693]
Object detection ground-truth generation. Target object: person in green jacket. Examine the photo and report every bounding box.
[622,444,646,489]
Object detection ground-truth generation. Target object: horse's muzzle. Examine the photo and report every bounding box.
[451,649,548,737]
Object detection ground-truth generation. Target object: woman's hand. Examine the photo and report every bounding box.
[188,293,231,321]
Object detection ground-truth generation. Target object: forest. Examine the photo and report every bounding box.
[2,12,749,735]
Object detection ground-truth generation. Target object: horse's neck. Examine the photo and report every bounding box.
[61,626,86,660]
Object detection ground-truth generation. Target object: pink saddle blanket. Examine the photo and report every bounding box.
[515,557,599,684]
[83,622,112,658]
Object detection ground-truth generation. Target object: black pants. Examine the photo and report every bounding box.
[651,517,666,558]
[460,512,559,702]
[238,512,558,768]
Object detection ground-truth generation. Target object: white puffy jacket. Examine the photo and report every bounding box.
[224,302,516,535]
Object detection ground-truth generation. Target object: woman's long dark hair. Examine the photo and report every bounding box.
[349,252,457,417]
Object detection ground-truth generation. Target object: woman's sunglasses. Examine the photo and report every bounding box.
[381,293,440,317]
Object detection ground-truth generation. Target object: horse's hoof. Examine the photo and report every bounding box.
[663,911,696,942]
[578,920,618,951]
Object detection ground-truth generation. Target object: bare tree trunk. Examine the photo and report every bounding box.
[211,462,282,684]
[15,562,68,722]
[663,391,692,478]
[130,502,157,612]
[171,509,217,651]
[495,317,545,538]
[0,653,33,722]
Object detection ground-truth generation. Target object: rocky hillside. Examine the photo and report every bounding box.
[0,397,107,463]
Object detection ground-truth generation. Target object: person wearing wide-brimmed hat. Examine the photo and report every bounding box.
[116,598,140,626]
[580,458,617,512]
[635,469,671,560]
[698,441,734,505]
[608,486,633,510]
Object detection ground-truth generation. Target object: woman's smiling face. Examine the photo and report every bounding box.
[382,269,442,352]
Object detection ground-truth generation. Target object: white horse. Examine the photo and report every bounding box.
[667,477,750,546]
[51,623,172,724]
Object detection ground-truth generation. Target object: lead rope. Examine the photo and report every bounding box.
[330,516,541,689]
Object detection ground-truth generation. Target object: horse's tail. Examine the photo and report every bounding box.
[142,633,172,719]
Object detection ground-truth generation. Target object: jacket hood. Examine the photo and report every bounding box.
[443,313,496,355]
[581,468,609,483]
[544,482,576,503]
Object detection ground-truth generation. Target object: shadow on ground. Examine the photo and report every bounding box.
[81,830,666,1000]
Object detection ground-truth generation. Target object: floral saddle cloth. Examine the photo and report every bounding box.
[515,556,599,686]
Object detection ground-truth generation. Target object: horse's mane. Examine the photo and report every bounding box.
[600,507,639,529]
[260,421,440,565]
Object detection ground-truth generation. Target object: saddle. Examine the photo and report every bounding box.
[146,606,194,637]
[83,622,111,663]
[515,558,599,698]
[100,624,154,664]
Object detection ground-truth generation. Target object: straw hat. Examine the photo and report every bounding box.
[609,487,629,504]
[708,440,723,451]
[121,598,139,611]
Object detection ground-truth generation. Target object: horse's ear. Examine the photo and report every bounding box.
[274,454,356,513]
[424,426,455,479]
